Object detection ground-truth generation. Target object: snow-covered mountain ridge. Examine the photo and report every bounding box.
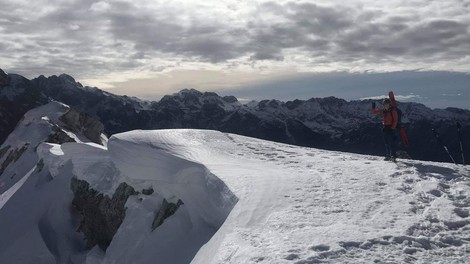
[0,101,106,198]
[1,68,469,163]
[0,103,469,263]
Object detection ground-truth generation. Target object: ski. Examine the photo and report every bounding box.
[432,128,456,164]
[457,122,465,165]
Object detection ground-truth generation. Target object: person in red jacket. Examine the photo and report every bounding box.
[372,98,398,161]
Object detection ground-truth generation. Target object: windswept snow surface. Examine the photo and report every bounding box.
[0,128,469,263]
[111,129,469,264]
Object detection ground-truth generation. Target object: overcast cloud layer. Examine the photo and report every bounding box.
[1,0,469,88]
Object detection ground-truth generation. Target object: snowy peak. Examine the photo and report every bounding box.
[1,70,469,163]
[0,70,49,147]
[159,88,241,111]
[35,73,84,91]
[58,73,79,85]
[0,102,106,199]
[2,101,105,148]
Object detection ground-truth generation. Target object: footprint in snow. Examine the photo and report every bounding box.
[310,244,330,252]
[428,189,442,197]
[284,253,300,260]
[454,208,469,218]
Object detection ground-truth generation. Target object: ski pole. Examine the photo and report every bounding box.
[457,122,465,165]
[432,128,456,164]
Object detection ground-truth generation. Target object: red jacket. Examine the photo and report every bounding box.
[372,108,398,129]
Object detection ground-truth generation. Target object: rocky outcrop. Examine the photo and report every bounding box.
[152,199,184,231]
[0,74,47,145]
[71,178,138,250]
[59,109,104,145]
[0,145,10,160]
[0,69,10,87]
[0,144,28,176]
[141,187,154,195]
[46,126,76,144]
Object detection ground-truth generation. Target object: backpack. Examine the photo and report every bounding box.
[388,91,409,146]
[393,107,409,145]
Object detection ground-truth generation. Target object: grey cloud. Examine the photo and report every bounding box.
[285,2,354,35]
[363,19,470,60]
[246,2,359,60]
[0,0,151,78]
[104,3,249,63]
[1,0,469,80]
[248,2,470,65]
[243,3,354,60]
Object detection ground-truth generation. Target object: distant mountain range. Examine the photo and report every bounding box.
[1,68,469,163]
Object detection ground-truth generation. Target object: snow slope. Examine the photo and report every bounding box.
[1,124,469,263]
[0,101,106,203]
[114,130,469,264]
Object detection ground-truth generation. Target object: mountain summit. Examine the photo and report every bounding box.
[1,70,469,162]
[0,103,469,263]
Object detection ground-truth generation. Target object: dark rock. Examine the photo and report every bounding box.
[37,158,45,172]
[142,187,154,195]
[0,74,47,145]
[152,199,184,230]
[0,144,28,176]
[71,178,138,250]
[0,69,10,87]
[0,145,10,160]
[59,74,77,83]
[46,126,76,144]
[222,95,238,103]
[59,108,104,144]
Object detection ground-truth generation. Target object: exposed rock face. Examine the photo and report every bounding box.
[60,109,104,144]
[71,178,138,250]
[0,145,10,160]
[31,74,150,137]
[0,74,47,145]
[141,187,154,195]
[0,144,28,176]
[0,69,10,87]
[152,199,184,231]
[46,126,76,144]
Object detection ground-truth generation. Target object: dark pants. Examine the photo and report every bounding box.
[382,126,397,158]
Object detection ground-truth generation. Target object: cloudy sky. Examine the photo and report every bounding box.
[1,0,469,108]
